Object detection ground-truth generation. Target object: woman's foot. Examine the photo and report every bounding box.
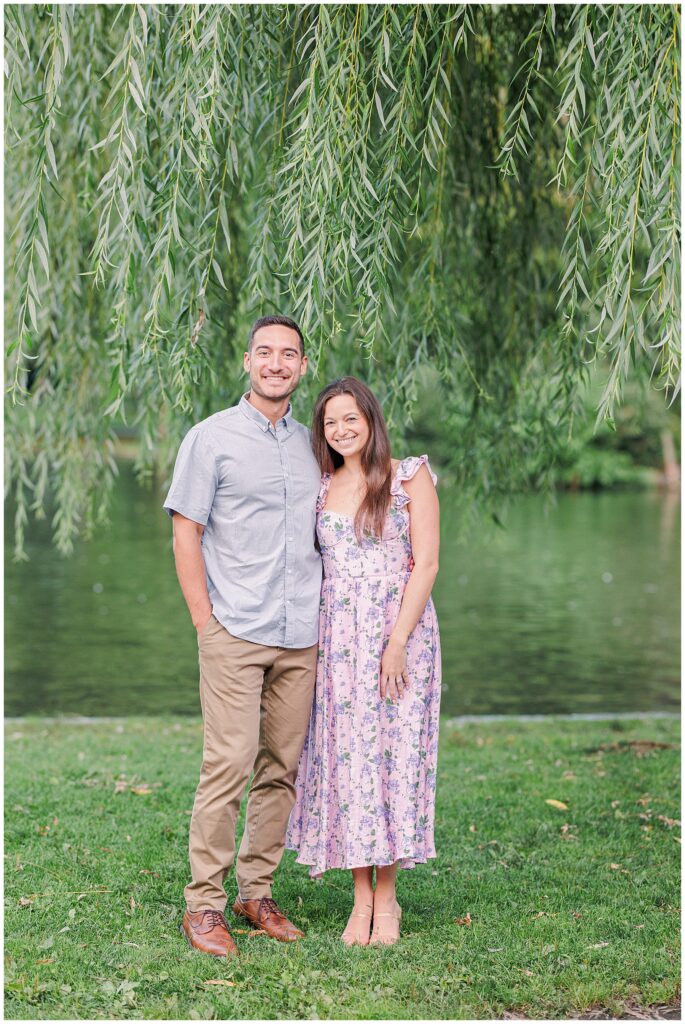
[341,903,373,946]
[369,898,401,946]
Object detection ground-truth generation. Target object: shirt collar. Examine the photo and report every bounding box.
[239,393,293,433]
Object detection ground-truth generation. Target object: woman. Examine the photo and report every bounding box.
[286,377,441,946]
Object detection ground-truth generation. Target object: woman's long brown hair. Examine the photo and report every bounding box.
[312,377,392,542]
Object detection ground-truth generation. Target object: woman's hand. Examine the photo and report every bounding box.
[380,637,409,701]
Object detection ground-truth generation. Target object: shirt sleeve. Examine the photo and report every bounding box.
[162,427,218,525]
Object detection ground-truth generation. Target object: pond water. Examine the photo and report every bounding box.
[4,465,680,717]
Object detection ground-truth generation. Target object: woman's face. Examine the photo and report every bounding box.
[323,393,370,460]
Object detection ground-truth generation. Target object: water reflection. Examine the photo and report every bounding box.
[4,467,680,717]
[436,488,680,715]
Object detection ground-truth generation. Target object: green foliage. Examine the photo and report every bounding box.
[548,368,681,489]
[408,361,680,493]
[4,4,680,554]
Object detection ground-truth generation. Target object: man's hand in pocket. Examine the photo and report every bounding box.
[195,608,214,636]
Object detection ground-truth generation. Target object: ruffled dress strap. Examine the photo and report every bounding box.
[316,473,333,513]
[390,455,438,511]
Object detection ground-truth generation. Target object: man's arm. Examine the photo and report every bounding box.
[171,513,213,633]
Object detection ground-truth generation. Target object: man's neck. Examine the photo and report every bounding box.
[247,390,290,427]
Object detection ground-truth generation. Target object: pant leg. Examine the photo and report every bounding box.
[235,642,318,899]
[184,619,271,912]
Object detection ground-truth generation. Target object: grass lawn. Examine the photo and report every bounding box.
[4,715,680,1020]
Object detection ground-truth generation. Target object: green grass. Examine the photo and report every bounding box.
[4,715,681,1020]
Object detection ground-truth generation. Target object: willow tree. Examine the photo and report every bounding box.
[4,4,681,555]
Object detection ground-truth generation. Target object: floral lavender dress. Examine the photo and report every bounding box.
[286,455,441,877]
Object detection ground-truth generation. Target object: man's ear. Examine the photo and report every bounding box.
[300,355,308,376]
[243,351,250,373]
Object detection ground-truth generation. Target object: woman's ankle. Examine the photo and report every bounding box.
[353,892,374,910]
[351,866,374,909]
[373,891,399,909]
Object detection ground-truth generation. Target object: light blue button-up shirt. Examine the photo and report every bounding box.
[163,394,322,648]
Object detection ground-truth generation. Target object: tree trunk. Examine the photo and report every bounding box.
[660,429,680,489]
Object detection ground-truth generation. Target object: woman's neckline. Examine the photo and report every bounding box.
[319,509,356,519]
[321,458,403,518]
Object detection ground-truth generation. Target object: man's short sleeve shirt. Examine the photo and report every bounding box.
[163,394,322,648]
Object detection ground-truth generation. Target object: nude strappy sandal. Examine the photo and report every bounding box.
[341,904,374,946]
[369,901,402,946]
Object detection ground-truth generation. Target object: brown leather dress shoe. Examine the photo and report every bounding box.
[180,909,239,957]
[232,896,304,942]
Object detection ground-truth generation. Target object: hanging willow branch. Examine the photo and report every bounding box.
[4,3,680,556]
[592,5,681,421]
[7,4,73,402]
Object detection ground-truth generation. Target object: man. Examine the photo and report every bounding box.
[163,315,322,958]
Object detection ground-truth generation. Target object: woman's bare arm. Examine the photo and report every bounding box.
[380,464,440,699]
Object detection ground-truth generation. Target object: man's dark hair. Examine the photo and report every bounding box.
[248,315,305,356]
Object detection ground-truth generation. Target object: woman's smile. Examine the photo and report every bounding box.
[323,394,371,457]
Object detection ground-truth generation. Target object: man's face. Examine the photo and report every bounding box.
[244,325,307,403]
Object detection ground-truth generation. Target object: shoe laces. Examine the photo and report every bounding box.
[202,909,228,930]
[258,897,281,919]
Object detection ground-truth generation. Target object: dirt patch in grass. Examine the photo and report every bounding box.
[590,740,679,756]
[502,1000,681,1020]
[579,998,681,1020]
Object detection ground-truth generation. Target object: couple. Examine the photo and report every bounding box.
[163,314,441,957]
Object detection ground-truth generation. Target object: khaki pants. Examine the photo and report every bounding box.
[184,615,317,911]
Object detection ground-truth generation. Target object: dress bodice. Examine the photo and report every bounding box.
[316,455,436,580]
